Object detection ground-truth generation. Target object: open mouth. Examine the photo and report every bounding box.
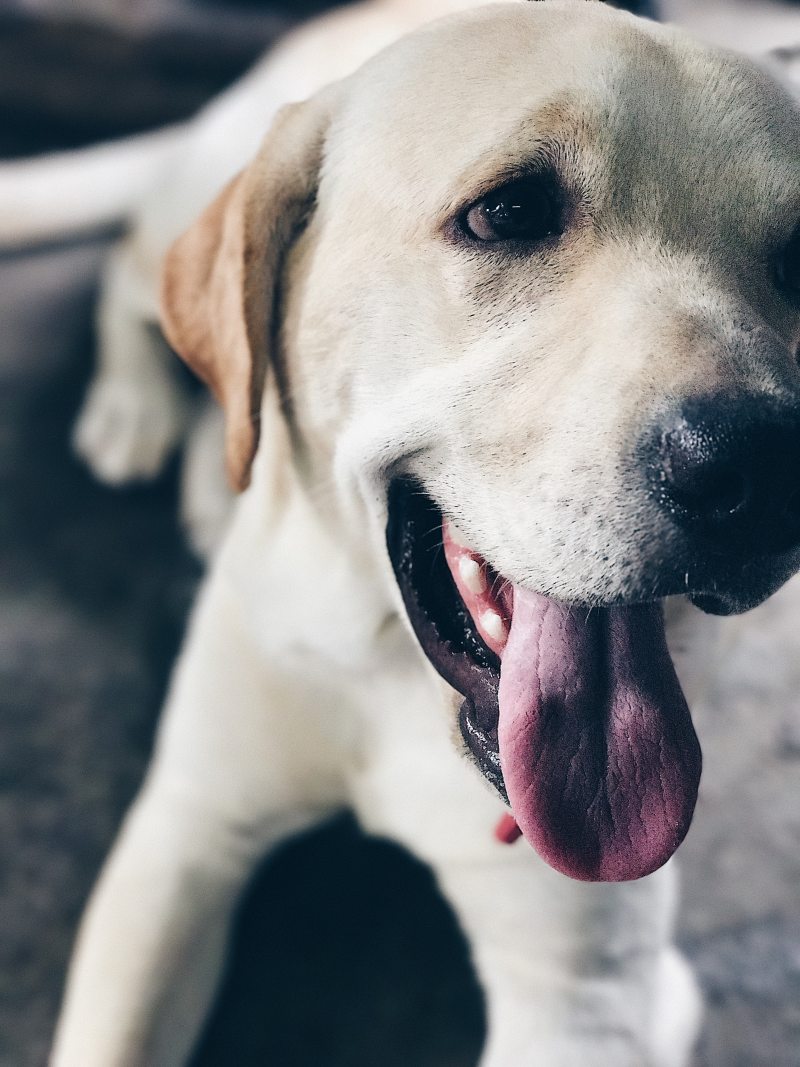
[386,479,702,883]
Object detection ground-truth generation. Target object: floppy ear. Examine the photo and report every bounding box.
[160,92,337,491]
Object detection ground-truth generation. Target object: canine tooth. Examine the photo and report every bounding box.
[458,556,487,595]
[480,610,507,644]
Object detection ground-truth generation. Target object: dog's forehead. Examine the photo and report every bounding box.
[325,3,632,188]
[322,3,800,236]
[600,39,800,242]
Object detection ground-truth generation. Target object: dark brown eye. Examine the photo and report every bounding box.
[463,178,561,244]
[779,227,800,297]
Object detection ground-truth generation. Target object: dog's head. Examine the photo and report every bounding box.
[161,1,800,881]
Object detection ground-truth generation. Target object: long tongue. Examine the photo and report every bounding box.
[498,590,701,881]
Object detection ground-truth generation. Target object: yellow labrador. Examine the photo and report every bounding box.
[52,2,800,1064]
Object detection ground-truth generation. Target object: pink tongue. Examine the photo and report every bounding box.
[497,589,701,881]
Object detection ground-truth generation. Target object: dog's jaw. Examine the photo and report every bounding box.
[386,479,701,883]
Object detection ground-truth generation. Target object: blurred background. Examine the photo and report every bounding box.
[2,1,800,1064]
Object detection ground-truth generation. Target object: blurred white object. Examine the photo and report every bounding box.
[0,127,179,247]
[662,0,800,54]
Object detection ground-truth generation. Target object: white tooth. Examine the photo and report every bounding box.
[480,610,507,644]
[458,556,487,596]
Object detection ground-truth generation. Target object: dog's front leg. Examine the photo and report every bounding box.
[435,852,700,1067]
[51,779,314,1067]
[73,243,189,486]
[353,689,701,1067]
[51,571,344,1066]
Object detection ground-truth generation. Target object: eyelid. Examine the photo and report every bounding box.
[456,166,556,220]
[435,153,563,236]
[459,174,563,244]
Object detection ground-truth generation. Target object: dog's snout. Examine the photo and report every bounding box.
[650,397,800,554]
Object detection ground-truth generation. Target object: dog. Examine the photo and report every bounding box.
[47,0,800,1064]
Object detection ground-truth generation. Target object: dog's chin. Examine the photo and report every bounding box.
[666,546,800,615]
[690,592,759,616]
[384,477,794,884]
[688,567,798,616]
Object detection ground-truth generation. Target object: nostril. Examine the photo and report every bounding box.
[700,468,749,519]
[670,466,749,521]
[653,399,800,552]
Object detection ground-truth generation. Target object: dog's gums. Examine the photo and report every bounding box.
[387,479,703,882]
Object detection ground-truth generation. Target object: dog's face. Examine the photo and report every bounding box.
[294,2,800,608]
[162,1,800,882]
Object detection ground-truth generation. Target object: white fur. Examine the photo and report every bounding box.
[179,403,232,560]
[46,1,800,1065]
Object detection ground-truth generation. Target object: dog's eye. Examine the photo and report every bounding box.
[463,179,560,244]
[779,228,800,298]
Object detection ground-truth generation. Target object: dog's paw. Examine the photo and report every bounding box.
[479,953,700,1067]
[479,993,681,1067]
[73,375,188,484]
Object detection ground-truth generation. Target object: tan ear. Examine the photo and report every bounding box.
[160,92,337,491]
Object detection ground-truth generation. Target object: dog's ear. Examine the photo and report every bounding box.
[160,91,337,490]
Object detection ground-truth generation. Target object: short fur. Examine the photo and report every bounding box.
[51,2,800,1065]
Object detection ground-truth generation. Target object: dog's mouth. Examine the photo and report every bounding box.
[386,479,702,883]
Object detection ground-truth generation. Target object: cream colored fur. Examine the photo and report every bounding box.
[49,1,800,1065]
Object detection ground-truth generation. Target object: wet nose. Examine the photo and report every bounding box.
[650,397,800,554]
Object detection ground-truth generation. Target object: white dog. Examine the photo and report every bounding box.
[42,1,800,1064]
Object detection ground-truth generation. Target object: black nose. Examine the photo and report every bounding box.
[650,396,800,554]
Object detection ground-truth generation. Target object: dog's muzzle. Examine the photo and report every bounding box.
[643,391,800,612]
[648,392,800,555]
[386,480,701,884]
